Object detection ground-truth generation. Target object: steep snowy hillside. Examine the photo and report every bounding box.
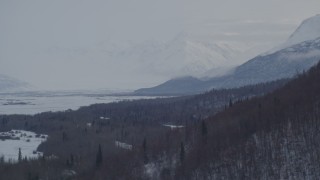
[206,37,320,89]
[46,33,259,80]
[143,36,241,77]
[136,37,320,95]
[286,14,320,46]
[121,33,270,79]
[0,74,30,92]
[135,15,320,95]
[269,14,320,53]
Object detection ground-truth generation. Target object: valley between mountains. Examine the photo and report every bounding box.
[1,13,320,180]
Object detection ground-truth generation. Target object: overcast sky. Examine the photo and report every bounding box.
[1,0,319,90]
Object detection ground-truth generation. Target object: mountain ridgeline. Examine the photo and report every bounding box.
[0,77,288,179]
[0,15,320,180]
[136,38,320,95]
[176,61,320,179]
[136,15,320,95]
[0,62,319,179]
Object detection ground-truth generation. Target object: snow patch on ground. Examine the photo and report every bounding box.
[162,124,185,130]
[115,141,133,150]
[0,130,48,163]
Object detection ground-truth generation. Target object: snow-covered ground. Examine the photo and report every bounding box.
[0,92,160,115]
[162,124,185,130]
[265,14,320,55]
[115,141,133,150]
[0,130,48,163]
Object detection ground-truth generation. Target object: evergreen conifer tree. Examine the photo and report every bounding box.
[96,144,103,168]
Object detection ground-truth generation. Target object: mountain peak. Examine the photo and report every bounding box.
[285,14,320,47]
[264,14,320,55]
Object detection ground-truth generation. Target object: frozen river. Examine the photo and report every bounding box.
[0,91,159,115]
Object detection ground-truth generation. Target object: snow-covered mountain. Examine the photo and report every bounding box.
[122,33,273,79]
[140,33,244,78]
[46,32,262,80]
[135,15,320,95]
[0,74,31,92]
[268,14,320,53]
[205,37,320,89]
[286,14,320,46]
[142,33,277,78]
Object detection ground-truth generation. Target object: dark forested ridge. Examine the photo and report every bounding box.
[176,62,320,179]
[1,60,319,180]
[0,78,288,179]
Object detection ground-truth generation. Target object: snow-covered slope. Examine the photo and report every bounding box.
[0,74,30,92]
[206,37,320,89]
[137,37,320,95]
[145,33,242,77]
[123,33,269,79]
[268,14,320,53]
[135,15,320,95]
[286,14,320,46]
[46,33,260,80]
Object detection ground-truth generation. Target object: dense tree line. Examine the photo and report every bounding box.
[175,62,320,179]
[0,77,290,179]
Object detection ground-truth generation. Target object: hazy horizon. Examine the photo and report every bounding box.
[1,0,320,91]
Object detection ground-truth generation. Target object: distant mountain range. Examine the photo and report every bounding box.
[46,32,269,80]
[135,15,320,95]
[133,33,255,78]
